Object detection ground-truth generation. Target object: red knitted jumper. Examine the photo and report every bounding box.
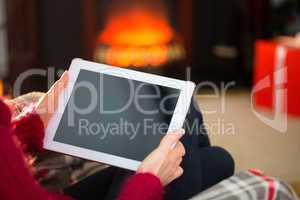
[0,98,163,200]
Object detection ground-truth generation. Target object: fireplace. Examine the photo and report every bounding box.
[93,0,185,70]
[81,0,192,77]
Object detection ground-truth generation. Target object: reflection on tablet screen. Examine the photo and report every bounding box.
[54,69,180,161]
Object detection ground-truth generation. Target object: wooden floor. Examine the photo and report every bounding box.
[196,91,300,184]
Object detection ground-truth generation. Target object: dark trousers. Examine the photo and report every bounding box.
[65,97,234,200]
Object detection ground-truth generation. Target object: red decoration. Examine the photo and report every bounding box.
[253,40,300,117]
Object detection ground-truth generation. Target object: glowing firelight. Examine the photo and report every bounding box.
[98,9,173,46]
[94,8,185,67]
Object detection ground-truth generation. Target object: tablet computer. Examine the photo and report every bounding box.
[44,58,195,171]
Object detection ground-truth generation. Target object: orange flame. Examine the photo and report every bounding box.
[97,8,174,46]
[95,8,184,67]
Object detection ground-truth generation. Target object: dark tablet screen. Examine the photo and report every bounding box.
[54,69,180,161]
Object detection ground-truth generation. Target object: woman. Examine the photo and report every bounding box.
[0,71,234,200]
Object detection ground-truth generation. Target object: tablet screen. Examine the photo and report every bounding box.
[54,69,180,161]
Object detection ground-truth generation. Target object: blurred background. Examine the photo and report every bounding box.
[0,0,299,194]
[2,0,300,92]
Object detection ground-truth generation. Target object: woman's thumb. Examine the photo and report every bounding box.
[159,129,185,150]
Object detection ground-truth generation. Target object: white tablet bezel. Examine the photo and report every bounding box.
[44,58,195,171]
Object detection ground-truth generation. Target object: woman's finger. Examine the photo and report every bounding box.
[49,71,69,111]
[159,129,185,150]
[160,157,181,183]
[168,167,184,184]
[173,167,184,179]
[176,157,183,166]
[173,142,185,157]
[53,71,69,93]
[36,71,69,115]
[59,70,69,88]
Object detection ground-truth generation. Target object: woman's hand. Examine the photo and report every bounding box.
[137,129,186,186]
[36,71,69,128]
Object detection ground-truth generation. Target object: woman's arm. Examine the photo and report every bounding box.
[4,70,185,200]
[11,106,45,154]
[117,173,163,200]
[2,95,183,200]
[10,71,69,155]
[0,98,71,200]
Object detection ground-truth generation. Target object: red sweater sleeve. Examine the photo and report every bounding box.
[1,98,163,200]
[0,98,71,200]
[117,173,163,200]
[11,105,45,154]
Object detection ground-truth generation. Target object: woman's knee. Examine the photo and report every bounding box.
[212,146,234,172]
[199,146,235,189]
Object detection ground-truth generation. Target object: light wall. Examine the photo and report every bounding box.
[197,91,300,183]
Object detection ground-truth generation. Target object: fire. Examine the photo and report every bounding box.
[97,9,173,46]
[95,8,185,67]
